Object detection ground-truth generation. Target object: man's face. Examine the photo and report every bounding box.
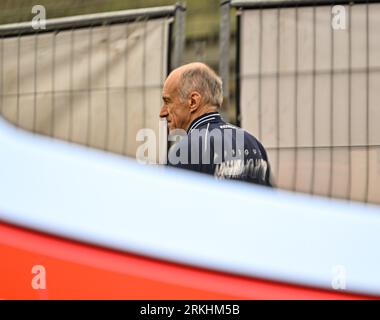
[160,72,191,131]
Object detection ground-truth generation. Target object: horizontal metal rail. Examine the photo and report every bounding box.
[231,0,380,9]
[0,5,184,36]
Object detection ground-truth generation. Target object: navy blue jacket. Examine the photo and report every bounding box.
[168,112,272,187]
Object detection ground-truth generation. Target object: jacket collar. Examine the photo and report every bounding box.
[187,112,221,133]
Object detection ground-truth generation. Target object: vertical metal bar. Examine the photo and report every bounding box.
[328,3,335,198]
[220,0,231,110]
[293,4,299,191]
[87,25,93,147]
[235,12,241,127]
[172,2,186,69]
[347,3,352,200]
[160,19,165,90]
[310,4,316,195]
[365,1,370,203]
[258,7,263,141]
[142,19,147,130]
[123,23,129,156]
[16,32,21,126]
[69,27,74,142]
[159,19,168,164]
[33,31,38,133]
[275,7,281,183]
[105,23,111,151]
[167,20,173,76]
[51,31,56,137]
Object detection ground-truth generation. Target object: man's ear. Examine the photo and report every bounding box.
[188,91,202,113]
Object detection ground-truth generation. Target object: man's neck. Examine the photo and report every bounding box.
[185,105,218,131]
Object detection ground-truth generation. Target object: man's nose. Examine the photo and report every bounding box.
[159,105,168,118]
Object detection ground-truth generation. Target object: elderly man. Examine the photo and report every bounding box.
[159,62,272,186]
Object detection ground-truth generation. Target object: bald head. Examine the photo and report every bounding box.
[160,62,223,131]
[170,62,224,109]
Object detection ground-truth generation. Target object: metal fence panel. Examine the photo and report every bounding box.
[236,1,380,204]
[0,6,180,158]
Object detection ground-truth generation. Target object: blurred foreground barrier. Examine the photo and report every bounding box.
[0,116,380,298]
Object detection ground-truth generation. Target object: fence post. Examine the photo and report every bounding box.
[172,1,186,69]
[219,0,231,110]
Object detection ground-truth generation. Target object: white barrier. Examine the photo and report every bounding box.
[0,118,379,296]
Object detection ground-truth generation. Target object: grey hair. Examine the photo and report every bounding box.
[177,65,223,108]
